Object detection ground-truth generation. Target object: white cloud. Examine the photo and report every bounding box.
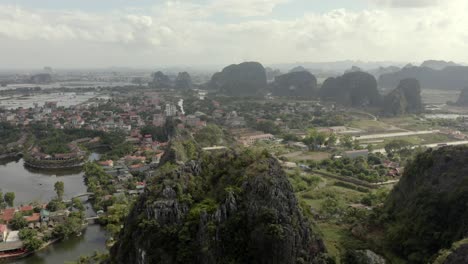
[369,0,441,8]
[0,0,467,68]
[210,0,289,17]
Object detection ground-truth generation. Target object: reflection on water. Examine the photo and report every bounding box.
[0,158,108,264]
[7,225,107,264]
[0,158,86,206]
[0,92,110,110]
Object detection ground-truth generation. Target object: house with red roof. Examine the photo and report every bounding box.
[1,208,16,223]
[24,213,41,223]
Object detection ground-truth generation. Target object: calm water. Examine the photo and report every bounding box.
[0,158,87,206]
[0,158,108,263]
[7,225,107,264]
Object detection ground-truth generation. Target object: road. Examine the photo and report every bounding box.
[372,140,468,153]
[355,130,439,140]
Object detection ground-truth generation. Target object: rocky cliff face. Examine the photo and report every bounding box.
[456,87,468,106]
[383,146,468,263]
[319,71,381,107]
[175,72,193,90]
[383,78,424,116]
[151,71,172,88]
[271,71,318,97]
[111,149,327,264]
[209,62,268,97]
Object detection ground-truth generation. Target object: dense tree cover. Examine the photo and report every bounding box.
[10,213,27,230]
[140,125,168,142]
[384,139,414,158]
[255,120,281,135]
[319,155,389,183]
[0,122,20,145]
[19,229,43,251]
[303,129,333,150]
[4,192,15,207]
[83,162,115,211]
[193,124,225,147]
[52,214,84,239]
[112,148,329,264]
[381,146,468,263]
[47,198,66,212]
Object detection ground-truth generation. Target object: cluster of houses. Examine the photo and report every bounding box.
[98,158,147,198]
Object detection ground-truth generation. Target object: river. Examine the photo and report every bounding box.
[0,157,108,263]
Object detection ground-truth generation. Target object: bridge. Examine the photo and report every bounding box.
[85,216,101,224]
[72,192,95,199]
[64,192,95,203]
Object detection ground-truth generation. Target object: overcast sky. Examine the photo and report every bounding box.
[0,0,466,68]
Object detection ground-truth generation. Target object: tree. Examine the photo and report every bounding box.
[23,237,43,251]
[4,192,15,207]
[47,198,66,212]
[194,124,224,147]
[11,213,27,230]
[54,181,65,200]
[19,228,38,240]
[0,191,5,209]
[384,139,414,157]
[341,135,354,149]
[72,197,85,211]
[303,129,327,150]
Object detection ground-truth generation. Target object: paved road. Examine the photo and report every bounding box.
[355,130,439,140]
[372,140,468,153]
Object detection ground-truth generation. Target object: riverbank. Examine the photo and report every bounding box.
[23,160,84,170]
[0,153,21,160]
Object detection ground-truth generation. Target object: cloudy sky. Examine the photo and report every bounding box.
[0,0,467,68]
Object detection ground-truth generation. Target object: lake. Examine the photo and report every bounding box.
[0,158,108,263]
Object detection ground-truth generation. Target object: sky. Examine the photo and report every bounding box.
[0,0,467,68]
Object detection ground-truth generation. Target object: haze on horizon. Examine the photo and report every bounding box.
[1,0,467,69]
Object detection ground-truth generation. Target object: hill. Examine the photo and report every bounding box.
[379,66,468,90]
[319,71,381,107]
[271,71,318,97]
[383,78,424,116]
[209,62,268,97]
[111,145,329,264]
[382,146,468,263]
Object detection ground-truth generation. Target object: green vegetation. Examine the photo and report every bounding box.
[54,181,65,200]
[319,155,390,183]
[377,146,468,263]
[0,122,20,145]
[4,192,15,207]
[10,212,28,230]
[193,124,225,147]
[113,148,328,263]
[140,125,168,142]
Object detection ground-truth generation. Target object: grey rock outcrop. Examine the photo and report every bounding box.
[383,78,424,116]
[209,62,268,97]
[320,71,381,107]
[271,71,318,97]
[111,150,327,264]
